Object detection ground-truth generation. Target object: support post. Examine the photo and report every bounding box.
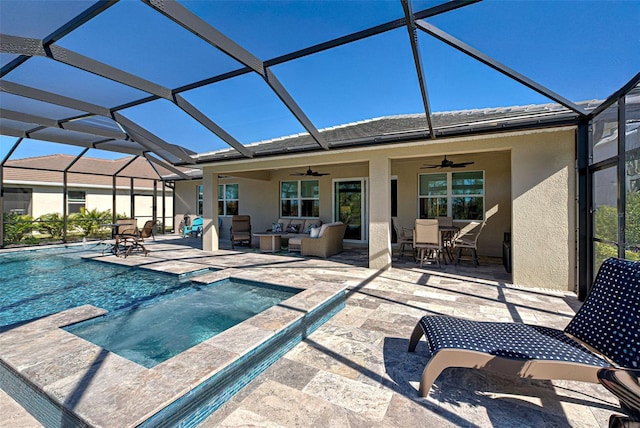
[368,155,392,270]
[202,169,219,251]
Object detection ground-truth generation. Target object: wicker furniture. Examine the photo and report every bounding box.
[297,222,347,258]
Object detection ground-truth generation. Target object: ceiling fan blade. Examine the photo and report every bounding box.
[420,165,439,169]
[452,161,475,167]
[291,166,330,176]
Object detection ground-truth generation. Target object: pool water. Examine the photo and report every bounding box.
[65,279,299,368]
[0,247,199,329]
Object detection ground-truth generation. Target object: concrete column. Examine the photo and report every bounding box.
[368,155,392,270]
[202,169,219,252]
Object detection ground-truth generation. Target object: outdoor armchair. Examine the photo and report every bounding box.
[230,215,252,249]
[300,222,347,258]
[182,217,203,238]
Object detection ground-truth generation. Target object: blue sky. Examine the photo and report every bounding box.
[1,0,639,161]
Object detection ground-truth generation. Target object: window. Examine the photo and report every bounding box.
[197,185,203,216]
[67,190,86,214]
[419,171,484,220]
[3,187,32,215]
[218,183,238,216]
[280,180,319,217]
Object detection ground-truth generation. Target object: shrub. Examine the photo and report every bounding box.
[2,212,34,244]
[37,212,64,239]
[69,208,112,237]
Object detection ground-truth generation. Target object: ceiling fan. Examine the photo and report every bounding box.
[290,166,330,177]
[421,155,475,169]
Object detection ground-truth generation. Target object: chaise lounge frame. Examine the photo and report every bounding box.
[408,257,640,398]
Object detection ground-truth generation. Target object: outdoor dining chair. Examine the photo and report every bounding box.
[452,221,486,266]
[414,219,445,268]
[392,217,413,258]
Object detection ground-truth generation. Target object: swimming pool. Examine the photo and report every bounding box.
[65,278,299,368]
[0,245,347,427]
[0,247,204,330]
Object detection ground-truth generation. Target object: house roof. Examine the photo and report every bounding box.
[194,100,601,163]
[3,154,190,188]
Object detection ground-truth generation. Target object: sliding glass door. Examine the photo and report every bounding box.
[333,179,367,242]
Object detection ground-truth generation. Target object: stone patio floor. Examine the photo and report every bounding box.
[0,236,621,427]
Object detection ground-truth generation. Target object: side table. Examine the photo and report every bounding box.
[253,233,283,253]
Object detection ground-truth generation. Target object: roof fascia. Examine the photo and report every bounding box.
[416,21,588,117]
[186,117,580,167]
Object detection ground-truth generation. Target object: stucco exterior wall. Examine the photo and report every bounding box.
[186,126,576,291]
[511,132,576,290]
[23,185,172,229]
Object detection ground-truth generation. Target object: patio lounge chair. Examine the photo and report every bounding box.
[408,257,640,398]
[182,216,203,238]
[230,215,251,249]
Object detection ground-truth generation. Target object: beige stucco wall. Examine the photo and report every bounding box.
[26,185,173,229]
[511,132,576,290]
[186,126,576,291]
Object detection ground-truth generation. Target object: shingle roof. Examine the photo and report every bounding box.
[3,154,183,188]
[195,101,600,163]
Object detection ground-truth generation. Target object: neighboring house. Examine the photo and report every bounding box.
[2,154,174,229]
[170,102,608,293]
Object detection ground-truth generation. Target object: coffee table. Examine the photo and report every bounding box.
[253,233,283,253]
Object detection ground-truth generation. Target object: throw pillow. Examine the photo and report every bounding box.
[304,222,319,234]
[272,222,283,233]
[286,224,299,233]
[310,227,321,238]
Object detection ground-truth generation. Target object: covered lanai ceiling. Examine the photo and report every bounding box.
[1,0,639,167]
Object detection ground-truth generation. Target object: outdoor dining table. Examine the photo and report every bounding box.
[439,225,460,263]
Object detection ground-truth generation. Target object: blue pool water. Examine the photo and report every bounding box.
[0,247,198,330]
[65,279,299,368]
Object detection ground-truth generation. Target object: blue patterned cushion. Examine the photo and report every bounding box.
[304,222,320,234]
[564,258,640,369]
[271,222,283,233]
[419,316,609,367]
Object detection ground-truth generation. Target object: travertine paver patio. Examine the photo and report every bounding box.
[0,237,622,427]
